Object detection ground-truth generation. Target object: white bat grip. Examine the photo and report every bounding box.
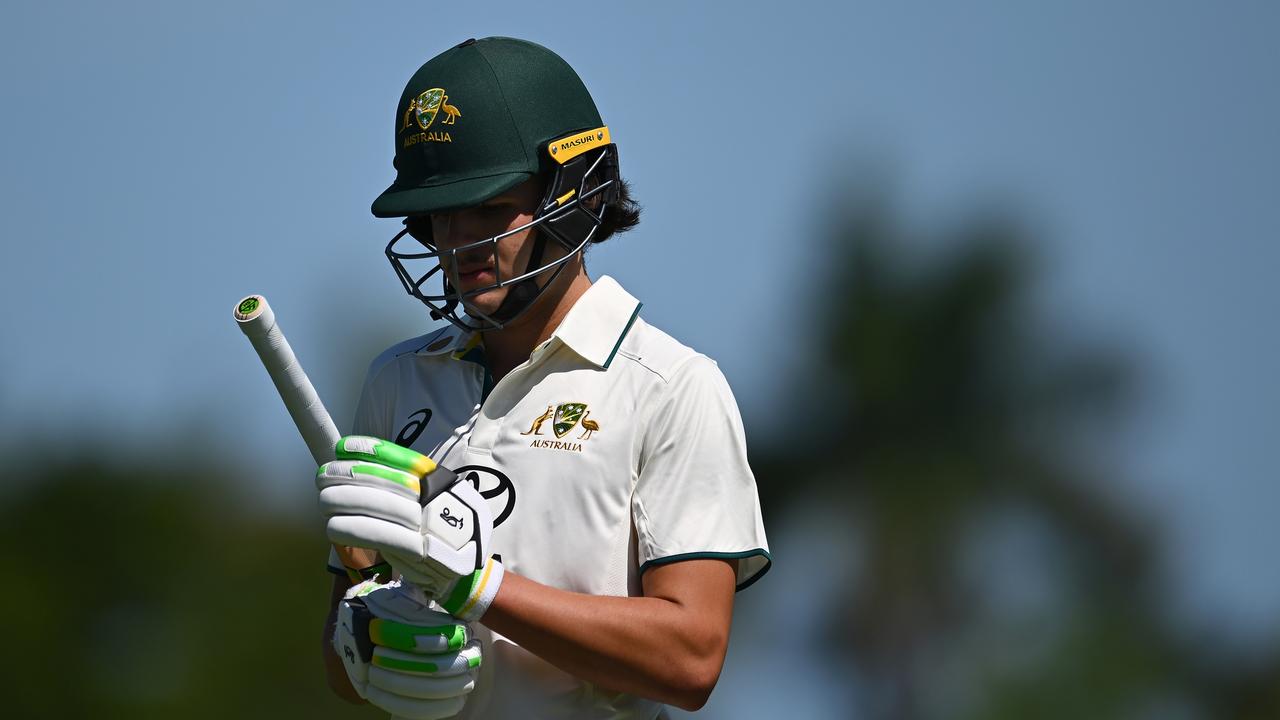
[234,295,340,464]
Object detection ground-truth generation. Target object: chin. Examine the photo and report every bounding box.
[462,289,507,318]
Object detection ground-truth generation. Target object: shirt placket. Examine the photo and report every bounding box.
[467,340,555,453]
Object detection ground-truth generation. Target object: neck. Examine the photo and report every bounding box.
[481,263,592,382]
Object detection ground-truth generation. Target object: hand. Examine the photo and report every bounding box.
[317,436,505,621]
[333,577,482,719]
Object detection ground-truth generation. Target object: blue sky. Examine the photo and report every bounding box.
[2,0,1277,697]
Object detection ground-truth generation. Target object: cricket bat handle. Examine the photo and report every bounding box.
[233,294,379,578]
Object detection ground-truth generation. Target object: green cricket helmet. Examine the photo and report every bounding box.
[376,37,620,332]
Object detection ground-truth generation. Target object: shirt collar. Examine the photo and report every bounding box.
[432,275,642,369]
[550,275,642,369]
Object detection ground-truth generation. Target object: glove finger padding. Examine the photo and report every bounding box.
[370,617,468,654]
[364,687,466,720]
[327,514,427,565]
[318,483,421,529]
[370,641,482,695]
[318,458,427,562]
[336,435,437,478]
[335,580,482,718]
[316,459,422,501]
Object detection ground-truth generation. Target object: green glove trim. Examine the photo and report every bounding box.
[440,568,482,616]
[337,436,437,477]
[438,558,505,622]
[369,618,468,653]
[352,463,420,492]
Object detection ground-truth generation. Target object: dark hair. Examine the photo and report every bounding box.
[594,178,640,244]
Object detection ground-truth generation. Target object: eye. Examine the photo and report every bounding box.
[404,217,435,246]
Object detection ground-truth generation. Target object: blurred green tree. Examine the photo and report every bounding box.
[0,460,385,719]
[750,192,1280,719]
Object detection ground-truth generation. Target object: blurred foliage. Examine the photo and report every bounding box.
[749,194,1280,719]
[0,461,384,719]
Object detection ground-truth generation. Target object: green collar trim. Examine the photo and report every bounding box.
[547,275,641,368]
[602,302,642,370]
[638,549,773,592]
[452,334,495,403]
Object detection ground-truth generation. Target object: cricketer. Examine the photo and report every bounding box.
[318,37,771,719]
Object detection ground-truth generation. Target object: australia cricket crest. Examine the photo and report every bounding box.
[413,88,444,129]
[553,402,587,438]
[522,401,599,451]
[400,87,461,147]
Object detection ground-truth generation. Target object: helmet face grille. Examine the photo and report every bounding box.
[384,144,620,332]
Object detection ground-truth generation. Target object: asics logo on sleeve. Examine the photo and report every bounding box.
[395,408,433,447]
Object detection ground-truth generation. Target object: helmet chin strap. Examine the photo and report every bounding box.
[429,229,548,325]
[484,228,552,326]
[428,227,567,330]
[429,281,459,322]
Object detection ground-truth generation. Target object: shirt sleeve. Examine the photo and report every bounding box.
[351,356,396,440]
[632,355,771,591]
[327,357,398,577]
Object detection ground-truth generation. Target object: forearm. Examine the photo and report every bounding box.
[480,562,735,711]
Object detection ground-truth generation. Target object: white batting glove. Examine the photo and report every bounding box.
[317,436,505,622]
[334,577,482,719]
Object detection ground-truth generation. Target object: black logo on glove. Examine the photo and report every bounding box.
[440,506,465,529]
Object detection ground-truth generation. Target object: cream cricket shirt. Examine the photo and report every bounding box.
[332,276,770,719]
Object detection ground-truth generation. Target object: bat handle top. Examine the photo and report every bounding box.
[233,294,271,324]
